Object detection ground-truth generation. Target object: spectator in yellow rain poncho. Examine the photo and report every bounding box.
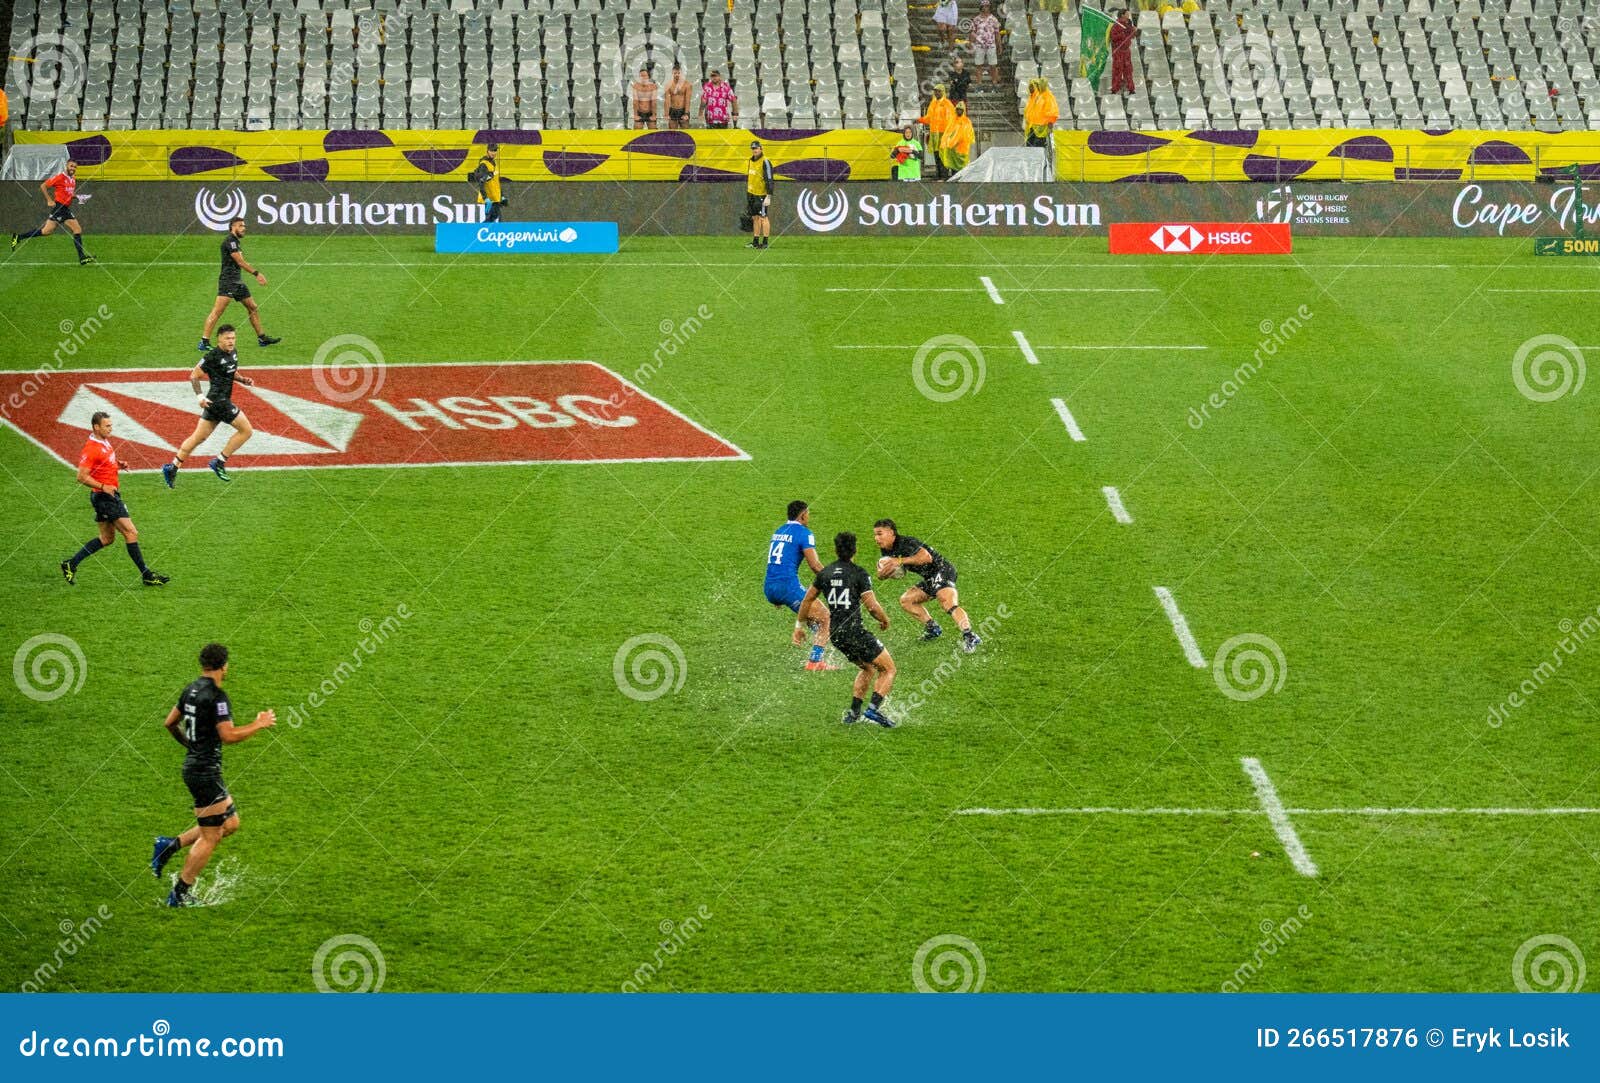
[919,85,956,180]
[942,102,976,175]
[1024,78,1059,148]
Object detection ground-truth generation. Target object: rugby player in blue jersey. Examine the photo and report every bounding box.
[764,500,836,670]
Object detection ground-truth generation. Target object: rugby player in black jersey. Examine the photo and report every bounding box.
[151,643,276,907]
[161,325,257,485]
[872,518,980,653]
[800,532,897,727]
[199,217,279,351]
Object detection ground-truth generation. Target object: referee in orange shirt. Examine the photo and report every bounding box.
[61,411,168,586]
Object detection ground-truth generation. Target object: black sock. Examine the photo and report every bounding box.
[174,877,192,896]
[850,697,863,713]
[870,692,884,708]
[927,619,939,629]
[160,837,182,857]
[67,538,105,568]
[126,542,149,574]
[17,228,43,241]
[71,233,86,257]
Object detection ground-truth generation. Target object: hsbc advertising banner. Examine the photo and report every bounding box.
[2,178,1596,237]
[0,362,748,471]
[1110,222,1292,255]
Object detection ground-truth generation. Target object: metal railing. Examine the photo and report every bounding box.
[1052,140,1600,182]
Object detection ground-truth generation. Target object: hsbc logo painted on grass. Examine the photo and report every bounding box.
[0,362,749,471]
[1109,222,1292,255]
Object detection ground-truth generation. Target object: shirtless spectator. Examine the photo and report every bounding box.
[632,67,659,129]
[665,64,693,130]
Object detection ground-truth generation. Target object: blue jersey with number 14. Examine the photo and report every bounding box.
[765,521,814,585]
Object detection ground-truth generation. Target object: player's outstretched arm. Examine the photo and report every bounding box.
[803,546,824,574]
[163,706,190,748]
[219,709,277,744]
[864,591,890,631]
[232,247,266,285]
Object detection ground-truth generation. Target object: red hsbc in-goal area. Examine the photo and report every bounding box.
[0,361,749,471]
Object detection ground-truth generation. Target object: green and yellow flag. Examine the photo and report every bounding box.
[1080,6,1114,86]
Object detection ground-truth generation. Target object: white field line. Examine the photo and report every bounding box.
[1013,329,1041,365]
[1152,586,1205,668]
[1241,757,1319,878]
[1486,288,1598,293]
[833,344,1206,351]
[1102,485,1133,524]
[826,285,1156,294]
[1050,397,1086,442]
[954,806,1600,816]
[7,260,1568,270]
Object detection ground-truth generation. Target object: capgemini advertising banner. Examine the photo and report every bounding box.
[435,221,620,253]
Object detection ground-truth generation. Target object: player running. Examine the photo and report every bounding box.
[151,643,277,907]
[162,325,256,486]
[872,518,981,653]
[198,217,279,352]
[799,532,896,727]
[59,411,169,587]
[765,499,836,670]
[10,159,94,265]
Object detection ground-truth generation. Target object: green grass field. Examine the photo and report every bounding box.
[1,233,1597,992]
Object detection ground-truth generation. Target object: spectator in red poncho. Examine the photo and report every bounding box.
[1110,10,1137,95]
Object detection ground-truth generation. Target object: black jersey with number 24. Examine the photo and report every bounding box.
[814,560,876,638]
[178,676,233,771]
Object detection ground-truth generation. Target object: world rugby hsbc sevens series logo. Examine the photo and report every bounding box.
[195,187,248,231]
[795,188,850,232]
[0,362,748,470]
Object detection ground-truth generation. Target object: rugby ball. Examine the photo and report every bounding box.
[876,556,903,580]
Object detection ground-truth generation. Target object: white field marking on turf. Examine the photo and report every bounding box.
[1013,329,1041,365]
[1151,586,1205,668]
[832,344,1206,351]
[1102,486,1133,524]
[980,275,1005,304]
[823,286,1158,294]
[1241,757,1319,878]
[954,806,1600,816]
[1050,397,1086,442]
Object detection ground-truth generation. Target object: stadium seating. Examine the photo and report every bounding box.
[1010,0,1600,131]
[5,0,922,132]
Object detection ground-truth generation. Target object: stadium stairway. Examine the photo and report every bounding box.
[906,1,1022,141]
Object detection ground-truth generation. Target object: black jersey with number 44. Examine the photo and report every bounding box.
[814,560,876,638]
[200,347,240,404]
[219,235,244,287]
[178,676,233,771]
